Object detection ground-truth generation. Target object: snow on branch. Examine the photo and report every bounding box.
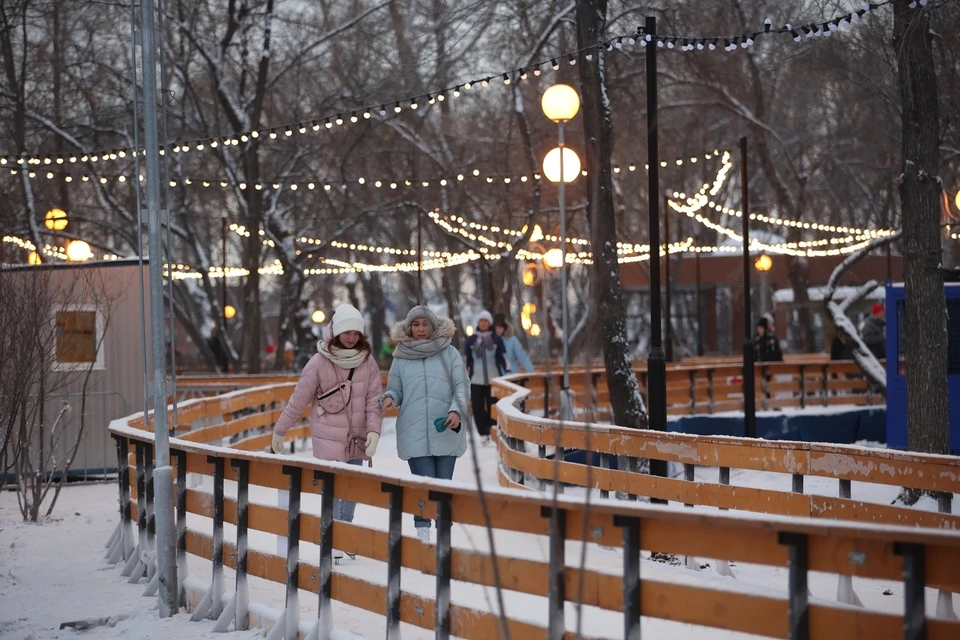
[823,231,901,393]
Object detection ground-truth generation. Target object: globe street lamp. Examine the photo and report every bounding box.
[541,83,581,421]
[65,239,93,261]
[542,247,565,270]
[45,208,68,231]
[311,310,326,324]
[755,254,773,316]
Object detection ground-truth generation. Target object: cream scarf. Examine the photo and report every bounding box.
[317,340,369,369]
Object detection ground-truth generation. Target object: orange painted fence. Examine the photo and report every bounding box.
[168,356,882,421]
[105,382,960,639]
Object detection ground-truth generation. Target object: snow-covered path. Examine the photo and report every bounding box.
[1,418,952,639]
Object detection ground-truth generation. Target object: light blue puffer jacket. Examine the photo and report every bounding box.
[381,318,469,461]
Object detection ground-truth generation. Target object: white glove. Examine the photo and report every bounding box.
[365,432,380,458]
[271,432,286,454]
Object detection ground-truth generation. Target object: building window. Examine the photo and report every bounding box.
[54,305,105,371]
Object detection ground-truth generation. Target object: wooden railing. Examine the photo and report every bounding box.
[105,382,960,639]
[493,370,955,528]
[168,357,883,420]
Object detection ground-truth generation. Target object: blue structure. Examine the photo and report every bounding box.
[885,282,960,454]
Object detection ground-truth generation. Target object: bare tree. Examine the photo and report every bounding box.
[893,0,950,457]
[0,265,117,521]
[576,0,648,428]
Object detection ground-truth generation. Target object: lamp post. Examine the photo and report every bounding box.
[138,0,177,615]
[740,137,756,439]
[644,15,669,494]
[663,194,673,362]
[755,254,773,316]
[541,83,581,422]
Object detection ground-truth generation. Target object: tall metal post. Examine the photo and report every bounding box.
[221,216,227,322]
[138,0,177,615]
[645,16,668,490]
[740,137,756,438]
[559,121,572,421]
[663,194,673,362]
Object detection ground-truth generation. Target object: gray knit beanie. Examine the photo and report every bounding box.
[403,305,439,332]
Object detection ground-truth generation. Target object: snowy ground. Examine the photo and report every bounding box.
[1,418,956,639]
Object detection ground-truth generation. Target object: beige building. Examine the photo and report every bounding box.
[3,259,153,480]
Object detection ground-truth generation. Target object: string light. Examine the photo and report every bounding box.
[3,147,727,194]
[635,1,899,53]
[666,157,899,257]
[1,1,908,166]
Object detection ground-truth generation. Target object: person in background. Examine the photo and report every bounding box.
[464,310,507,445]
[381,306,469,543]
[754,316,783,362]
[207,325,229,373]
[271,304,383,562]
[493,313,535,374]
[830,328,855,361]
[859,303,886,359]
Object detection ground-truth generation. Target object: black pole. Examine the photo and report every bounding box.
[664,194,673,362]
[220,216,228,373]
[741,137,756,438]
[221,216,227,324]
[645,16,668,491]
[696,249,704,356]
[886,242,892,281]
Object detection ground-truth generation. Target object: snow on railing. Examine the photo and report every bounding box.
[103,381,960,637]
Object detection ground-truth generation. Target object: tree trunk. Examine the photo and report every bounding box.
[787,252,815,352]
[241,210,263,373]
[576,0,647,428]
[441,263,465,349]
[362,272,387,359]
[893,0,949,455]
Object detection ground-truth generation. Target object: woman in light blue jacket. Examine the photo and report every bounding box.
[381,306,469,542]
[493,313,535,373]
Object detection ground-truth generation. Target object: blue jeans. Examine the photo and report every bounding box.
[407,456,457,528]
[332,459,363,523]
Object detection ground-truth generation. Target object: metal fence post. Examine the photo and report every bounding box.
[191,456,225,621]
[614,515,641,640]
[114,436,134,563]
[144,442,156,580]
[382,483,404,640]
[894,542,927,640]
[174,449,188,607]
[541,506,566,640]
[268,465,302,640]
[307,470,335,640]
[778,532,810,640]
[430,491,453,640]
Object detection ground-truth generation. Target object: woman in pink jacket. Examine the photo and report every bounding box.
[271,304,383,561]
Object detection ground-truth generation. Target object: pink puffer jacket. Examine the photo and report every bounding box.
[273,351,383,462]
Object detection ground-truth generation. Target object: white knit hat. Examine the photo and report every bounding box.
[332,304,364,337]
[476,310,493,327]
